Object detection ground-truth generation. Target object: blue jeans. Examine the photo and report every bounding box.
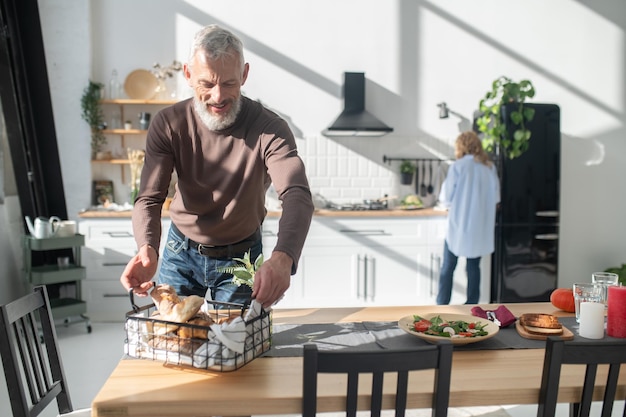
[436,241,481,305]
[158,225,262,305]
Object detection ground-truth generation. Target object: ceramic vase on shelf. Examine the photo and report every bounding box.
[138,112,151,130]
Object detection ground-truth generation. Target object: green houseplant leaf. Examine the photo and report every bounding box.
[477,76,535,159]
[81,80,107,158]
[400,160,416,174]
[217,250,264,289]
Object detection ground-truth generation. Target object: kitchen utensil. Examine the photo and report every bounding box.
[414,160,420,194]
[25,216,61,238]
[420,161,427,197]
[427,160,434,194]
[124,69,159,100]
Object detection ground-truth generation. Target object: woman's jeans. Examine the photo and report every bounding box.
[436,241,481,305]
[159,225,262,305]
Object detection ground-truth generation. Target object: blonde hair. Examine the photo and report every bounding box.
[455,131,492,167]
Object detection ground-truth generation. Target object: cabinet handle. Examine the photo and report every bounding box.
[429,253,433,296]
[367,255,376,302]
[534,233,558,240]
[104,231,133,238]
[103,293,131,298]
[355,254,376,302]
[339,229,387,236]
[356,254,363,299]
[429,254,442,297]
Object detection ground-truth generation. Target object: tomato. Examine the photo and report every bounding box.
[458,332,473,337]
[413,319,431,333]
[468,322,476,329]
[550,288,576,313]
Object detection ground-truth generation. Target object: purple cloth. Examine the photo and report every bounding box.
[471,305,516,327]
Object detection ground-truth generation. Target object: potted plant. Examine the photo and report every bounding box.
[475,76,536,159]
[399,160,415,185]
[81,80,107,159]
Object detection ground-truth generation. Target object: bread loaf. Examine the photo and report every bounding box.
[178,313,214,339]
[147,311,181,336]
[150,284,204,323]
[519,313,563,335]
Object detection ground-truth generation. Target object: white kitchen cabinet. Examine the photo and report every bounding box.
[79,217,170,321]
[265,214,491,309]
[80,213,489,318]
[267,216,443,308]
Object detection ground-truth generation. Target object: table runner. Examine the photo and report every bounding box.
[264,316,618,357]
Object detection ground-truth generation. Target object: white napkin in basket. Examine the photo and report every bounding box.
[210,317,246,353]
[209,300,266,353]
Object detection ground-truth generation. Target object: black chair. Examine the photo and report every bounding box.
[302,342,453,417]
[537,336,626,417]
[0,285,90,417]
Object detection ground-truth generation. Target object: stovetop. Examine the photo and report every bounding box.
[314,193,392,211]
[324,201,387,211]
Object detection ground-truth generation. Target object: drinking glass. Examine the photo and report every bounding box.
[573,282,602,323]
[592,272,619,309]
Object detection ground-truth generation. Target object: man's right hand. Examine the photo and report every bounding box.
[120,244,158,296]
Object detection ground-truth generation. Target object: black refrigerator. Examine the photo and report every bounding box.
[489,103,561,303]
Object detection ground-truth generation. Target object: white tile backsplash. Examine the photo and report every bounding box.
[299,134,421,205]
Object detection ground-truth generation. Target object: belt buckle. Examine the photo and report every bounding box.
[197,243,215,256]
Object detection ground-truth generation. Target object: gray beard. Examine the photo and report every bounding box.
[193,96,242,131]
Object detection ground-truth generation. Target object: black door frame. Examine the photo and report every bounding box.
[0,0,69,264]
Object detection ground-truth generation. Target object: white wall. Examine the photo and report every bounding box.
[35,0,626,291]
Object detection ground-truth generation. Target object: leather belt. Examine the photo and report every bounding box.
[171,223,261,259]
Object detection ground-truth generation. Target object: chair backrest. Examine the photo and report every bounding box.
[302,342,453,417]
[537,336,626,417]
[0,285,75,417]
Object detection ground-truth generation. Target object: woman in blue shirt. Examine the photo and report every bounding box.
[437,131,500,304]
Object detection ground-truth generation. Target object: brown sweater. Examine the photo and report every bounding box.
[132,96,314,271]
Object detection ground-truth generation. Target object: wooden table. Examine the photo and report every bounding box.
[91,303,626,416]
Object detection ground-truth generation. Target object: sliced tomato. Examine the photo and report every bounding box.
[413,319,431,333]
[458,332,474,337]
[468,322,476,329]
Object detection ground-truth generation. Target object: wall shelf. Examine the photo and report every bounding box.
[94,99,181,188]
[100,99,178,105]
[102,128,145,135]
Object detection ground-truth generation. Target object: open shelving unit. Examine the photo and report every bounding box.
[93,99,178,184]
[22,234,91,332]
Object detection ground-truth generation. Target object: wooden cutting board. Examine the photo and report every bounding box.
[515,320,575,340]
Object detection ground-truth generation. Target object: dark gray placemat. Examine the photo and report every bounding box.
[264,316,617,357]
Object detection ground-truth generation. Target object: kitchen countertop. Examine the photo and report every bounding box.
[78,207,446,219]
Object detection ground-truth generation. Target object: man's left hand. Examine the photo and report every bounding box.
[252,251,293,308]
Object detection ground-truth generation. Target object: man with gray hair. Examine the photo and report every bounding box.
[120,24,314,309]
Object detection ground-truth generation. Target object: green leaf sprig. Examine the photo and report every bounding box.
[217,250,264,288]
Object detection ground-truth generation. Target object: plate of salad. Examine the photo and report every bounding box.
[398,313,499,345]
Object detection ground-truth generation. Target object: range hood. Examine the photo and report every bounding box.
[322,72,393,137]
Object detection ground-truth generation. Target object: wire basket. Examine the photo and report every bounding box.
[125,299,272,372]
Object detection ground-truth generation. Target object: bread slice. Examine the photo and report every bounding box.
[520,313,563,335]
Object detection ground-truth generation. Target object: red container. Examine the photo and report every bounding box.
[607,285,626,338]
